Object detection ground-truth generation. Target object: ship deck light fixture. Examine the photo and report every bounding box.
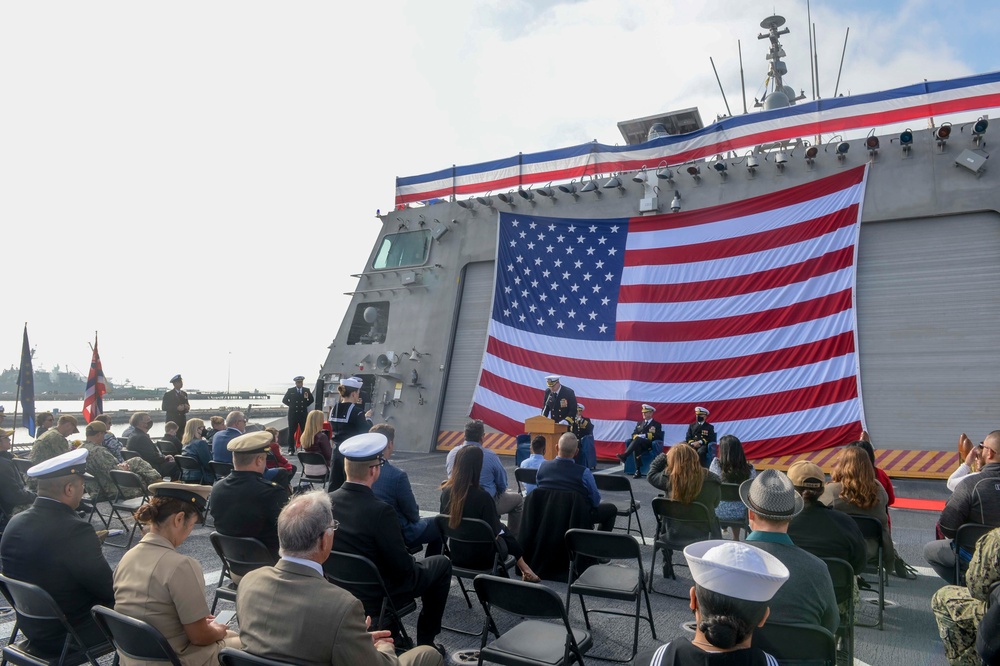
[602,175,626,194]
[475,193,497,212]
[557,180,580,199]
[536,183,557,201]
[517,187,535,202]
[893,129,914,154]
[972,116,989,146]
[774,150,789,171]
[670,190,682,212]
[686,165,701,182]
[655,160,674,183]
[825,135,849,162]
[865,129,880,157]
[713,157,728,179]
[497,191,517,207]
[580,178,603,197]
[632,166,648,184]
[456,198,478,214]
[804,144,819,165]
[936,122,952,149]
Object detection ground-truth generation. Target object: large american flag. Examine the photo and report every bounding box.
[470,165,870,459]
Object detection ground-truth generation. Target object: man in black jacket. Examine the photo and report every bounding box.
[0,428,35,527]
[160,374,190,435]
[685,406,717,467]
[0,449,114,654]
[281,375,313,454]
[329,432,451,648]
[125,412,180,479]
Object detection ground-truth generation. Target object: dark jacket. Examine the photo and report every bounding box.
[541,385,577,423]
[282,387,313,419]
[126,431,171,475]
[0,451,35,526]
[520,486,594,580]
[630,418,663,444]
[685,420,717,446]
[209,470,289,560]
[787,499,868,575]
[161,389,189,430]
[180,438,213,484]
[939,462,1000,538]
[0,497,114,650]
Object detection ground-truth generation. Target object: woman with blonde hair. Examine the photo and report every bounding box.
[649,443,722,539]
[822,444,894,567]
[179,418,213,484]
[299,410,332,480]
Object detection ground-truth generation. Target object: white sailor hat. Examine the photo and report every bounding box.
[339,432,388,462]
[228,431,273,453]
[27,448,93,480]
[684,540,789,603]
[544,375,560,384]
[340,377,363,390]
[170,374,182,383]
[695,406,710,415]
[149,481,211,511]
[641,404,655,413]
[577,403,585,411]
[293,375,306,381]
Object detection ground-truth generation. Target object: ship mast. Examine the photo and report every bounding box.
[756,15,805,111]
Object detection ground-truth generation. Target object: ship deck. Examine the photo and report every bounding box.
[16,450,955,665]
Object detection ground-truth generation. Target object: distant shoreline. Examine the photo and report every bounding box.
[4,407,287,426]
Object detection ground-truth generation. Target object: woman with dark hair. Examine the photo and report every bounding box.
[649,443,722,538]
[327,378,372,491]
[635,540,788,665]
[709,435,757,539]
[822,445,895,571]
[112,483,240,666]
[440,445,540,582]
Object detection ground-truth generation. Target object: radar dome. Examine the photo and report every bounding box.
[647,123,670,141]
[363,307,379,323]
[763,90,790,111]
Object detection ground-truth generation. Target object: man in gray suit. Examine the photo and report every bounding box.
[235,490,442,666]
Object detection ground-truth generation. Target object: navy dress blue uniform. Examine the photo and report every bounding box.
[686,419,717,467]
[209,470,289,560]
[328,402,371,491]
[541,385,577,423]
[281,380,313,453]
[619,411,663,476]
[1,453,114,656]
[161,385,190,435]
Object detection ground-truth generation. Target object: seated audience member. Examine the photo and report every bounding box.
[444,420,522,537]
[206,415,226,444]
[685,406,717,468]
[81,421,162,500]
[157,421,183,456]
[977,582,1000,665]
[0,449,114,654]
[329,433,452,648]
[125,412,180,479]
[932,527,1000,666]
[634,540,789,665]
[0,427,35,525]
[30,415,78,465]
[371,423,442,555]
[35,412,56,438]
[299,410,333,479]
[211,411,246,463]
[518,436,546,495]
[180,418,214,484]
[441,446,541,581]
[236,490,443,666]
[741,469,839,634]
[649,442,723,538]
[113,482,240,666]
[209,431,290,560]
[821,445,895,574]
[925,430,1000,584]
[94,414,124,462]
[949,434,984,492]
[536,433,617,532]
[708,434,756,540]
[264,427,296,476]
[617,404,661,478]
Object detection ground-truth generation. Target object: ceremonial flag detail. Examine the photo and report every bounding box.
[470,165,869,459]
[82,336,107,424]
[17,325,36,437]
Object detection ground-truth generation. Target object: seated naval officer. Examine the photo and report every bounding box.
[370,423,442,555]
[0,449,115,655]
[236,490,444,666]
[535,432,617,531]
[209,430,290,561]
[686,406,718,467]
[616,404,662,478]
[329,433,452,648]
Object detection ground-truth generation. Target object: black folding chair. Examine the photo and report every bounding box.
[208,532,276,614]
[752,621,837,666]
[107,469,150,549]
[90,605,182,666]
[323,551,416,649]
[473,574,591,665]
[295,452,330,490]
[172,455,206,484]
[649,498,716,596]
[435,515,515,636]
[209,461,234,480]
[850,514,885,630]
[513,467,537,495]
[565,528,656,663]
[218,647,297,666]
[821,557,855,666]
[10,459,33,485]
[954,523,993,586]
[0,574,114,666]
[593,474,645,539]
[718,482,750,540]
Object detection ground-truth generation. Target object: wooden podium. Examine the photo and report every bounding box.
[525,415,568,460]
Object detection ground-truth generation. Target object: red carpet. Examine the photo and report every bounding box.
[893,497,946,512]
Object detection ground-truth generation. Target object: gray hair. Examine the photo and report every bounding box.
[278,490,333,558]
[129,412,149,427]
[225,411,245,427]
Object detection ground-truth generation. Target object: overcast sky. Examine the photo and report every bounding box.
[2,0,997,392]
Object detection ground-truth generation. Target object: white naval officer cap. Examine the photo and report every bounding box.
[339,433,388,462]
[170,374,182,383]
[577,404,585,411]
[340,377,364,390]
[641,404,655,412]
[544,375,560,384]
[27,448,93,480]
[684,540,789,602]
[695,406,710,415]
[293,375,306,381]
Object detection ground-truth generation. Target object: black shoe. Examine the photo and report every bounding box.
[633,472,644,479]
[615,453,626,463]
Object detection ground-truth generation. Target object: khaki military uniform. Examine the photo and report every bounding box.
[932,527,1000,665]
[113,533,240,666]
[80,442,162,500]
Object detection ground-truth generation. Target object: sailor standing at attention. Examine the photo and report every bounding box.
[328,377,373,492]
[282,375,313,454]
[161,374,191,436]
[541,374,577,423]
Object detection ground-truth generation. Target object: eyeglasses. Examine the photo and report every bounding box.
[326,519,339,532]
[368,457,387,470]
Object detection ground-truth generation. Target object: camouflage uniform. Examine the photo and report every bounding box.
[80,441,162,501]
[29,430,70,465]
[932,527,1000,665]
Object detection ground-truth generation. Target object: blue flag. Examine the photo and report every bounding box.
[17,325,35,437]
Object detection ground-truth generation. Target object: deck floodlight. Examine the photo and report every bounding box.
[655,166,674,182]
[713,158,728,178]
[475,194,494,208]
[517,187,534,201]
[557,180,579,199]
[866,129,880,156]
[898,129,914,154]
[835,142,850,161]
[747,154,760,172]
[537,185,556,199]
[804,145,819,164]
[497,191,517,206]
[632,167,648,184]
[580,179,603,197]
[456,198,473,210]
[602,175,625,194]
[973,117,989,145]
[686,165,701,182]
[670,190,681,212]
[774,151,788,171]
[936,122,952,149]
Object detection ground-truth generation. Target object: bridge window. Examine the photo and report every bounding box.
[372,230,430,269]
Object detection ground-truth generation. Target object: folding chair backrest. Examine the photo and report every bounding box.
[0,574,67,623]
[651,498,713,544]
[593,474,634,495]
[10,458,32,483]
[752,621,836,665]
[219,647,295,666]
[109,469,147,499]
[956,523,993,560]
[820,557,855,607]
[91,605,182,666]
[850,515,882,545]
[565,528,641,562]
[323,551,389,603]
[513,467,536,493]
[210,532,275,578]
[210,461,234,478]
[436,516,502,571]
[173,455,201,474]
[296,451,327,466]
[473,573,568,620]
[720,482,742,502]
